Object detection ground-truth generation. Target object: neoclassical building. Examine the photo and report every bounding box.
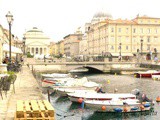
[24,27,50,55]
[86,14,160,59]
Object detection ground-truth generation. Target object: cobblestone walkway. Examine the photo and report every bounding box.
[0,65,44,120]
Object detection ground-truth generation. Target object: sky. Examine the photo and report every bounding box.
[0,0,160,42]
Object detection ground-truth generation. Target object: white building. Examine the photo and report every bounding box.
[24,27,50,56]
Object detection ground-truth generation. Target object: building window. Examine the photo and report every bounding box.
[126,37,129,42]
[133,28,136,33]
[111,37,114,42]
[118,36,121,42]
[155,29,158,34]
[133,46,136,50]
[133,37,136,42]
[147,45,150,51]
[126,28,129,33]
[111,28,114,32]
[118,28,121,32]
[147,37,150,42]
[147,28,151,34]
[126,46,129,50]
[140,28,143,33]
[154,37,158,42]
[111,45,114,50]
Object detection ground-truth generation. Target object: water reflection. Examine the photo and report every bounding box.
[55,96,70,103]
[85,111,154,120]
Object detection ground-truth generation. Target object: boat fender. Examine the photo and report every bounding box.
[123,107,128,112]
[101,106,106,111]
[131,107,138,111]
[140,105,145,110]
[144,103,150,107]
[114,108,122,113]
[78,98,83,103]
[156,96,160,102]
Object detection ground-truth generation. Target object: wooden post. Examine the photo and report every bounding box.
[47,89,50,103]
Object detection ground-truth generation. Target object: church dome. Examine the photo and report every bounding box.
[93,12,112,19]
[27,27,43,33]
[91,12,112,24]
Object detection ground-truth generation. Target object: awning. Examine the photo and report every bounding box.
[111,53,133,56]
[3,44,23,54]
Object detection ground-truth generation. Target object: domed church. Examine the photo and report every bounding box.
[91,12,112,24]
[23,27,50,56]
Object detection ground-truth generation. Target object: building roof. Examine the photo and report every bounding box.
[27,27,43,33]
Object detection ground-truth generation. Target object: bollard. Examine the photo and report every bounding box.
[107,80,110,84]
[47,89,50,103]
[81,101,85,109]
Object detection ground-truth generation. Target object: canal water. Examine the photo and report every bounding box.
[49,73,160,120]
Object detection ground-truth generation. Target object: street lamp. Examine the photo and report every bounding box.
[23,37,26,55]
[6,11,13,63]
[140,39,143,56]
[119,43,122,61]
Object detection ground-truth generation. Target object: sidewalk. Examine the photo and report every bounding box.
[0,65,45,120]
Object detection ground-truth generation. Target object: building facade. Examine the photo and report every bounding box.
[56,40,64,57]
[24,27,50,56]
[87,15,160,59]
[64,30,83,57]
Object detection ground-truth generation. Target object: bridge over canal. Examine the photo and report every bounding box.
[28,60,146,73]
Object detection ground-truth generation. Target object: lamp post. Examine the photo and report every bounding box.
[23,37,26,55]
[140,39,143,56]
[119,43,122,61]
[6,11,13,63]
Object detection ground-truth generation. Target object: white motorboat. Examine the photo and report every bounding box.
[152,75,160,80]
[54,77,99,96]
[69,68,88,73]
[68,92,136,103]
[41,73,71,78]
[55,88,96,96]
[84,99,153,113]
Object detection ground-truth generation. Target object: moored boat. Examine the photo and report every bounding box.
[55,88,96,96]
[68,92,136,103]
[41,73,71,78]
[84,99,153,113]
[134,70,160,78]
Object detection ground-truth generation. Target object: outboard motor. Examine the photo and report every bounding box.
[131,89,152,103]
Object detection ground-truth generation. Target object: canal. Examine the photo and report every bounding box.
[49,73,160,120]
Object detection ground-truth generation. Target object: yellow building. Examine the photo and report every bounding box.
[58,40,64,56]
[87,15,160,59]
[49,42,55,56]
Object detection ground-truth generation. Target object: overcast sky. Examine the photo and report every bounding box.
[0,0,160,42]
